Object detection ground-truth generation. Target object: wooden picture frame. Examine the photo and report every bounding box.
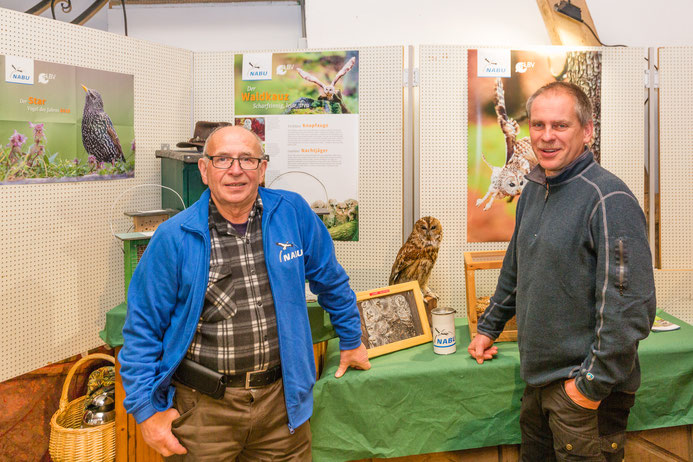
[356,281,433,358]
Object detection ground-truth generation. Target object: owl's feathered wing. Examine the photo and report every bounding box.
[388,241,418,285]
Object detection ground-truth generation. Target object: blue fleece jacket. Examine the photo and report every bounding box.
[119,187,362,430]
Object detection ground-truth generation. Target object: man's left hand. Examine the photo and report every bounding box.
[564,378,601,410]
[335,343,371,378]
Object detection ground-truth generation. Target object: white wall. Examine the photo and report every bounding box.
[107,2,302,52]
[305,0,550,48]
[4,0,693,51]
[588,1,693,47]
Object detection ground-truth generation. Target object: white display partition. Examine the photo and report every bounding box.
[418,45,648,318]
[655,47,693,323]
[0,8,193,381]
[193,47,405,292]
[658,48,693,269]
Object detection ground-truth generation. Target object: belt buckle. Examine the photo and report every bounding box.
[245,368,267,389]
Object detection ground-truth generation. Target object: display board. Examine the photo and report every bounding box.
[0,8,192,381]
[654,47,693,323]
[233,50,360,241]
[194,47,404,292]
[419,45,647,318]
[658,48,693,269]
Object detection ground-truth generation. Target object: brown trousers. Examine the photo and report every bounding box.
[520,380,635,462]
[167,379,311,461]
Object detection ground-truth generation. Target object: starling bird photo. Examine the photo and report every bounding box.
[81,85,125,163]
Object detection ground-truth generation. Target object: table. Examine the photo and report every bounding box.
[311,311,693,461]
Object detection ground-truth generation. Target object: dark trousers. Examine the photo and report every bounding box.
[167,379,311,461]
[520,381,635,462]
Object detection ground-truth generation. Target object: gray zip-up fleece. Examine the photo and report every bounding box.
[477,150,656,401]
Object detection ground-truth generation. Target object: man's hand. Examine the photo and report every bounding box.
[467,333,498,364]
[335,343,371,378]
[564,378,601,410]
[140,408,187,457]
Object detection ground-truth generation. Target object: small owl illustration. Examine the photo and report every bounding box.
[476,78,538,211]
[388,216,443,299]
[334,201,350,225]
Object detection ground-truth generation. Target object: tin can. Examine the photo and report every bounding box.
[431,307,456,354]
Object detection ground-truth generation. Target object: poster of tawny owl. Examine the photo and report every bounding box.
[388,216,443,298]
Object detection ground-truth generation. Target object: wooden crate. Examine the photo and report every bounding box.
[463,250,517,342]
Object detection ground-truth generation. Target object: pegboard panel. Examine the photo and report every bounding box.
[0,8,192,381]
[193,52,234,123]
[600,47,646,208]
[193,47,404,292]
[653,270,693,324]
[419,45,647,317]
[658,47,693,269]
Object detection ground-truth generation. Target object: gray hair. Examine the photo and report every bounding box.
[202,125,265,158]
[526,81,593,127]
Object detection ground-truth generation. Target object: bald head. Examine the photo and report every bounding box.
[203,125,264,158]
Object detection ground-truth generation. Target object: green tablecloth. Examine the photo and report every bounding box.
[311,312,693,461]
[99,301,336,348]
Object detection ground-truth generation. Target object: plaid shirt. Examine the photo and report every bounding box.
[185,197,280,375]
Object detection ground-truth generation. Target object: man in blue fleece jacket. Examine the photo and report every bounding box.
[468,82,655,461]
[119,125,370,460]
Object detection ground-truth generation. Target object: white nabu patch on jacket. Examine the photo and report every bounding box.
[276,241,303,263]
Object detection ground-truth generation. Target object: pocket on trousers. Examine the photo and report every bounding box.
[171,382,201,428]
[559,381,599,413]
[545,382,602,459]
[552,429,603,460]
[600,431,626,454]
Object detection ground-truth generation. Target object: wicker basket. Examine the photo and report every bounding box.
[49,353,116,462]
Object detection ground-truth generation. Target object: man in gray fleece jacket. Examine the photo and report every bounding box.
[468,81,656,461]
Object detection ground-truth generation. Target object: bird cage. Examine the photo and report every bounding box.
[116,232,152,297]
[463,250,517,342]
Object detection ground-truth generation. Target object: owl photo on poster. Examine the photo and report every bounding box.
[467,49,602,243]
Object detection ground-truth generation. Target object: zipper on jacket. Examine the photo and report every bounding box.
[617,238,625,296]
[544,183,550,201]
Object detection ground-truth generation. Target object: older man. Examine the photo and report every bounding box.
[468,82,655,461]
[120,125,370,460]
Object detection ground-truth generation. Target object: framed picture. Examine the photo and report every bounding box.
[356,281,432,358]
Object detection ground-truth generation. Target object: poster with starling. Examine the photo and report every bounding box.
[0,55,134,184]
[234,51,359,241]
[467,49,601,242]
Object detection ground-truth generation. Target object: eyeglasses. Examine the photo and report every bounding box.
[205,155,267,170]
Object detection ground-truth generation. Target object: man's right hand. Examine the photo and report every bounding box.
[467,333,498,364]
[140,408,187,457]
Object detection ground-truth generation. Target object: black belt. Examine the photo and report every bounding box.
[174,359,282,399]
[225,364,282,389]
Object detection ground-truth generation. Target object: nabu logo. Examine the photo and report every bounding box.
[276,241,303,263]
[242,53,272,81]
[5,55,34,85]
[477,49,511,78]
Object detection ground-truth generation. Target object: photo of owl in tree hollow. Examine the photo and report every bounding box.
[467,49,601,243]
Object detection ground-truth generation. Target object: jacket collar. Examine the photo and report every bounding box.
[526,148,595,186]
[180,187,282,234]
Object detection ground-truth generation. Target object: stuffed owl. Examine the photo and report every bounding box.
[388,216,443,299]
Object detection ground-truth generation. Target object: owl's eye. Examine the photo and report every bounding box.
[509,182,516,187]
[431,225,437,230]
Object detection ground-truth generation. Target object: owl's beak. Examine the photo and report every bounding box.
[81,85,88,92]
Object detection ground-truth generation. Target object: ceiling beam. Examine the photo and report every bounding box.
[109,0,296,5]
[536,0,601,46]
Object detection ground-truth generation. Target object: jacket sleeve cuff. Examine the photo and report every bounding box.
[131,401,158,425]
[338,336,362,351]
[475,326,499,341]
[575,375,610,402]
